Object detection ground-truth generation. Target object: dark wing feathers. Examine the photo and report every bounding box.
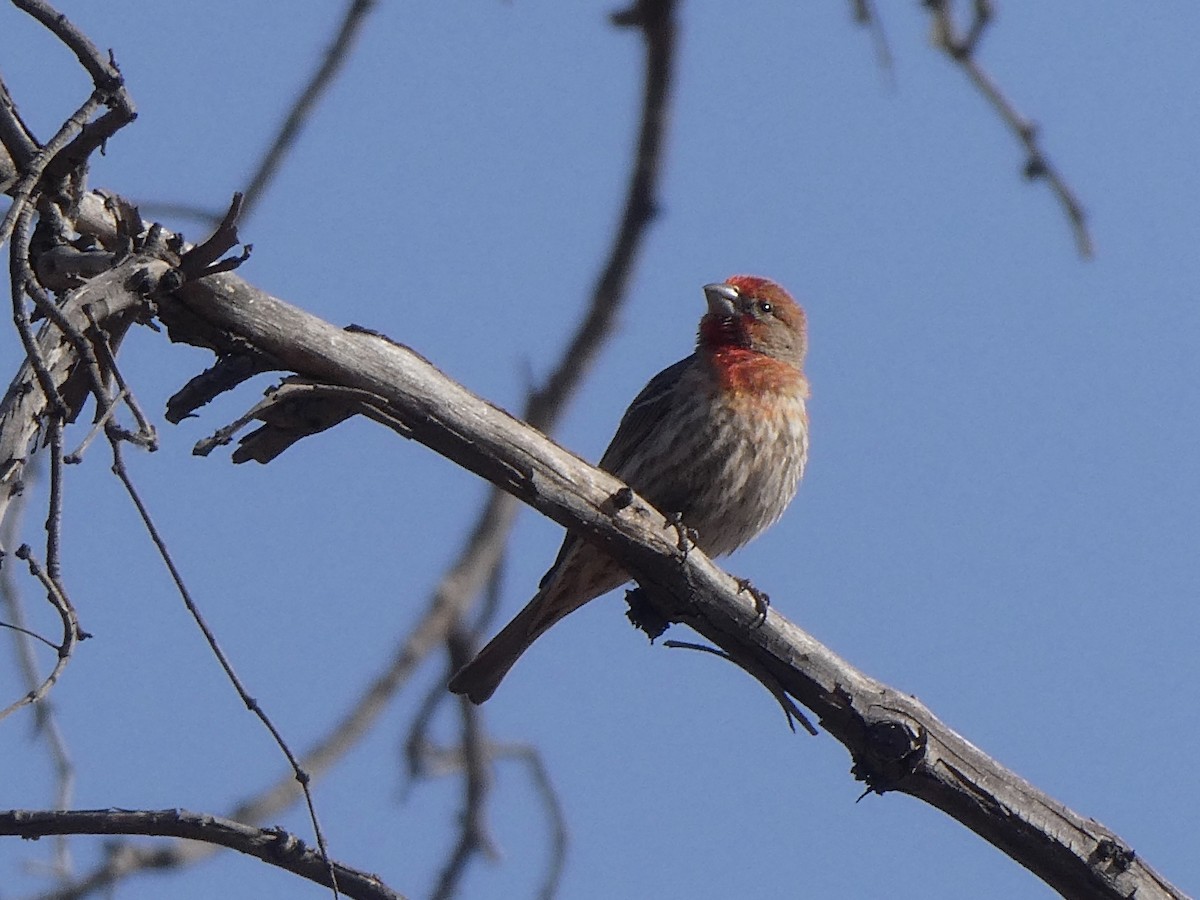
[538,354,694,587]
[597,354,693,477]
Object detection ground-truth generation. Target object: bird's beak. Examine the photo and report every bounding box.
[703,282,739,317]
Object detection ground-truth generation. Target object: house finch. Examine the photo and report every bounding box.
[448,275,809,703]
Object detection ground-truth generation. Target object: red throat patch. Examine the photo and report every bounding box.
[708,346,809,398]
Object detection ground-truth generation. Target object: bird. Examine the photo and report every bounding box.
[448,275,810,703]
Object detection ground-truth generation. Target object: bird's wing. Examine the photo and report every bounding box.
[597,354,694,478]
[537,355,694,590]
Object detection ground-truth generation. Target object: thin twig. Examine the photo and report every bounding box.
[0,620,60,650]
[925,0,1092,257]
[0,544,79,724]
[9,205,69,418]
[849,0,894,74]
[0,465,77,878]
[0,90,107,252]
[132,200,225,227]
[403,558,508,790]
[239,0,378,221]
[19,0,682,891]
[104,434,341,899]
[500,743,567,900]
[407,729,568,900]
[430,632,496,900]
[43,412,66,586]
[0,75,41,173]
[83,304,156,447]
[10,0,128,98]
[663,639,817,735]
[63,386,129,462]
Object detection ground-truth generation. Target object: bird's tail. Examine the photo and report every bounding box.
[447,590,561,704]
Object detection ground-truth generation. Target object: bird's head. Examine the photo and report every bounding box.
[698,275,807,370]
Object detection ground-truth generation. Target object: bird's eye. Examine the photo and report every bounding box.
[757,300,773,315]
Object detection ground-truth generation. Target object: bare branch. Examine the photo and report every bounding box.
[925,0,1092,257]
[143,266,1182,900]
[0,542,79,723]
[10,1,129,101]
[848,0,894,73]
[239,0,378,220]
[0,0,137,252]
[132,0,682,877]
[501,742,568,900]
[105,434,340,897]
[0,809,404,900]
[662,638,816,735]
[0,471,76,878]
[0,252,170,531]
[429,633,496,900]
[0,76,39,181]
[0,1,1137,895]
[405,615,567,900]
[527,0,675,430]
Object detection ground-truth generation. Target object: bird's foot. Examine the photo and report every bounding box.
[735,577,770,626]
[665,512,698,557]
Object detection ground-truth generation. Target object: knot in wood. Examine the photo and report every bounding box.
[851,720,927,795]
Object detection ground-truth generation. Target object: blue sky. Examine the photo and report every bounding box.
[2,2,1198,898]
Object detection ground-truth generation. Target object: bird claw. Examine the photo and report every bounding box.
[665,512,698,557]
[735,577,770,626]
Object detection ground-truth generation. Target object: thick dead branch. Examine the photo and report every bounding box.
[0,253,171,529]
[135,264,1181,900]
[3,169,1177,898]
[68,0,681,882]
[0,809,403,900]
[0,1,1150,893]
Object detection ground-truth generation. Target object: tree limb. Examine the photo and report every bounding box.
[0,809,404,900]
[0,186,1185,896]
[133,259,1180,900]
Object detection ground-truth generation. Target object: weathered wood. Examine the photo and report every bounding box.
[151,265,1183,900]
[0,254,170,527]
[0,809,403,900]
[0,189,1184,899]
